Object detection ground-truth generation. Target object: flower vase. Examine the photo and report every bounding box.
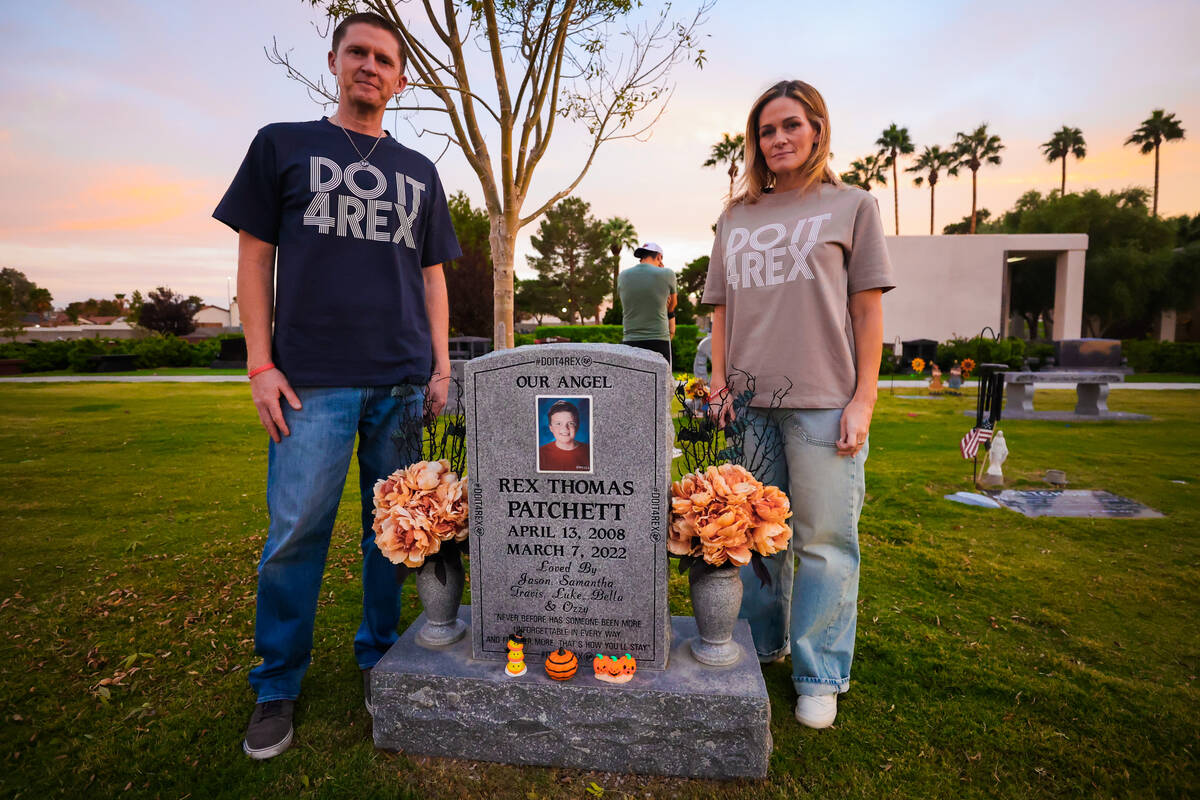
[688,563,743,667]
[415,546,467,646]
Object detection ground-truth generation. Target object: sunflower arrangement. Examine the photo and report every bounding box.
[683,377,708,400]
[961,358,976,379]
[669,464,792,580]
[371,459,468,569]
[911,357,926,374]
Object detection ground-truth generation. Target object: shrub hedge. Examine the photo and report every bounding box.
[532,324,701,372]
[0,334,231,373]
[1122,340,1200,373]
[6,331,1197,375]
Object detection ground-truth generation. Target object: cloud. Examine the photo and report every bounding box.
[49,170,210,233]
[0,131,224,241]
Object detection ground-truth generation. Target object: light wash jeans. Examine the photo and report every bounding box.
[736,407,867,697]
[249,385,423,702]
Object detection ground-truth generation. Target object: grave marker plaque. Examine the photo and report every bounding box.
[465,344,671,669]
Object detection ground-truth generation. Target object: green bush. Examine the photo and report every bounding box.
[126,334,196,368]
[601,300,621,325]
[936,336,1026,369]
[672,325,700,372]
[1123,340,1200,373]
[66,338,118,372]
[0,340,74,372]
[532,324,623,344]
[24,340,74,372]
[188,337,222,366]
[1026,341,1055,369]
[514,333,535,346]
[0,334,235,373]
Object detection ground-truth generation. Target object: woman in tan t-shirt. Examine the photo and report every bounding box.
[702,80,895,730]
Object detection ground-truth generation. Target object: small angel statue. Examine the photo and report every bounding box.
[980,430,1008,488]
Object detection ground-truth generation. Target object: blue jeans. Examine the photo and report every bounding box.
[736,407,867,697]
[249,385,423,702]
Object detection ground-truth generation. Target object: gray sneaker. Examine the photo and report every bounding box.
[362,668,375,715]
[242,700,295,760]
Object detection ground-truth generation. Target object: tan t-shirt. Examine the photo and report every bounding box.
[701,183,895,408]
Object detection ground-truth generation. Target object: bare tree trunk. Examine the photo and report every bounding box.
[929,184,935,235]
[727,162,737,196]
[969,170,978,234]
[489,217,517,349]
[892,157,900,235]
[1060,157,1066,195]
[1153,143,1160,217]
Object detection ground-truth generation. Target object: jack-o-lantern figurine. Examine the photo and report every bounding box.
[544,647,578,681]
[593,652,637,684]
[504,632,527,678]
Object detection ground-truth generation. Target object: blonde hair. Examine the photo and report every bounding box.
[728,80,838,209]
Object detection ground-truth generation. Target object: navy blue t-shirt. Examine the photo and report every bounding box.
[213,118,462,386]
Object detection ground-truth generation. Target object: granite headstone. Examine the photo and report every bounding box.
[372,342,772,778]
[464,343,672,669]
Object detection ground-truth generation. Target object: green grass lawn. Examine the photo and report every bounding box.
[13,367,246,377]
[0,384,1197,799]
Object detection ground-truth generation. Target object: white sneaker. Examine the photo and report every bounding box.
[794,693,838,729]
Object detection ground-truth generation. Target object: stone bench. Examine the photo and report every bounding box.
[1002,370,1147,421]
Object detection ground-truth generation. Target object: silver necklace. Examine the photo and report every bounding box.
[331,115,385,166]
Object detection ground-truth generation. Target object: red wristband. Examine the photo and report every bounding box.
[247,363,275,379]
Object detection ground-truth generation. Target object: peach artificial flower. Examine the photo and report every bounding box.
[670,466,794,567]
[372,460,469,567]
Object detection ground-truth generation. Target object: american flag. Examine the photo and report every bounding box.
[960,426,994,460]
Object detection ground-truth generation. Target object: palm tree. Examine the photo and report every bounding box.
[601,216,639,303]
[1041,126,1086,195]
[876,123,915,234]
[703,133,746,195]
[952,124,1004,234]
[1125,109,1186,217]
[906,145,958,235]
[840,153,888,192]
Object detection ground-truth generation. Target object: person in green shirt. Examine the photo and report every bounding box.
[617,241,677,367]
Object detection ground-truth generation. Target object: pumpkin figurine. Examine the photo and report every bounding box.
[544,647,578,681]
[593,653,637,684]
[615,653,637,682]
[592,653,609,680]
[504,632,527,678]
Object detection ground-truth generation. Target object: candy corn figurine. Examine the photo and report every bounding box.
[504,632,527,678]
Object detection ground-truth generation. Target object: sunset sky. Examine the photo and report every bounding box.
[2,0,1197,308]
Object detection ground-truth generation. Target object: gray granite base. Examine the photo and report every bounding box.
[372,607,771,779]
[963,409,1151,422]
[1002,409,1150,421]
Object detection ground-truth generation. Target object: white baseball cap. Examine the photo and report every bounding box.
[634,242,663,258]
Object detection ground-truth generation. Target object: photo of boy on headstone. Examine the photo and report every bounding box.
[536,397,592,473]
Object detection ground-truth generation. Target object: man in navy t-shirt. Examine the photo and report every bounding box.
[213,11,462,760]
